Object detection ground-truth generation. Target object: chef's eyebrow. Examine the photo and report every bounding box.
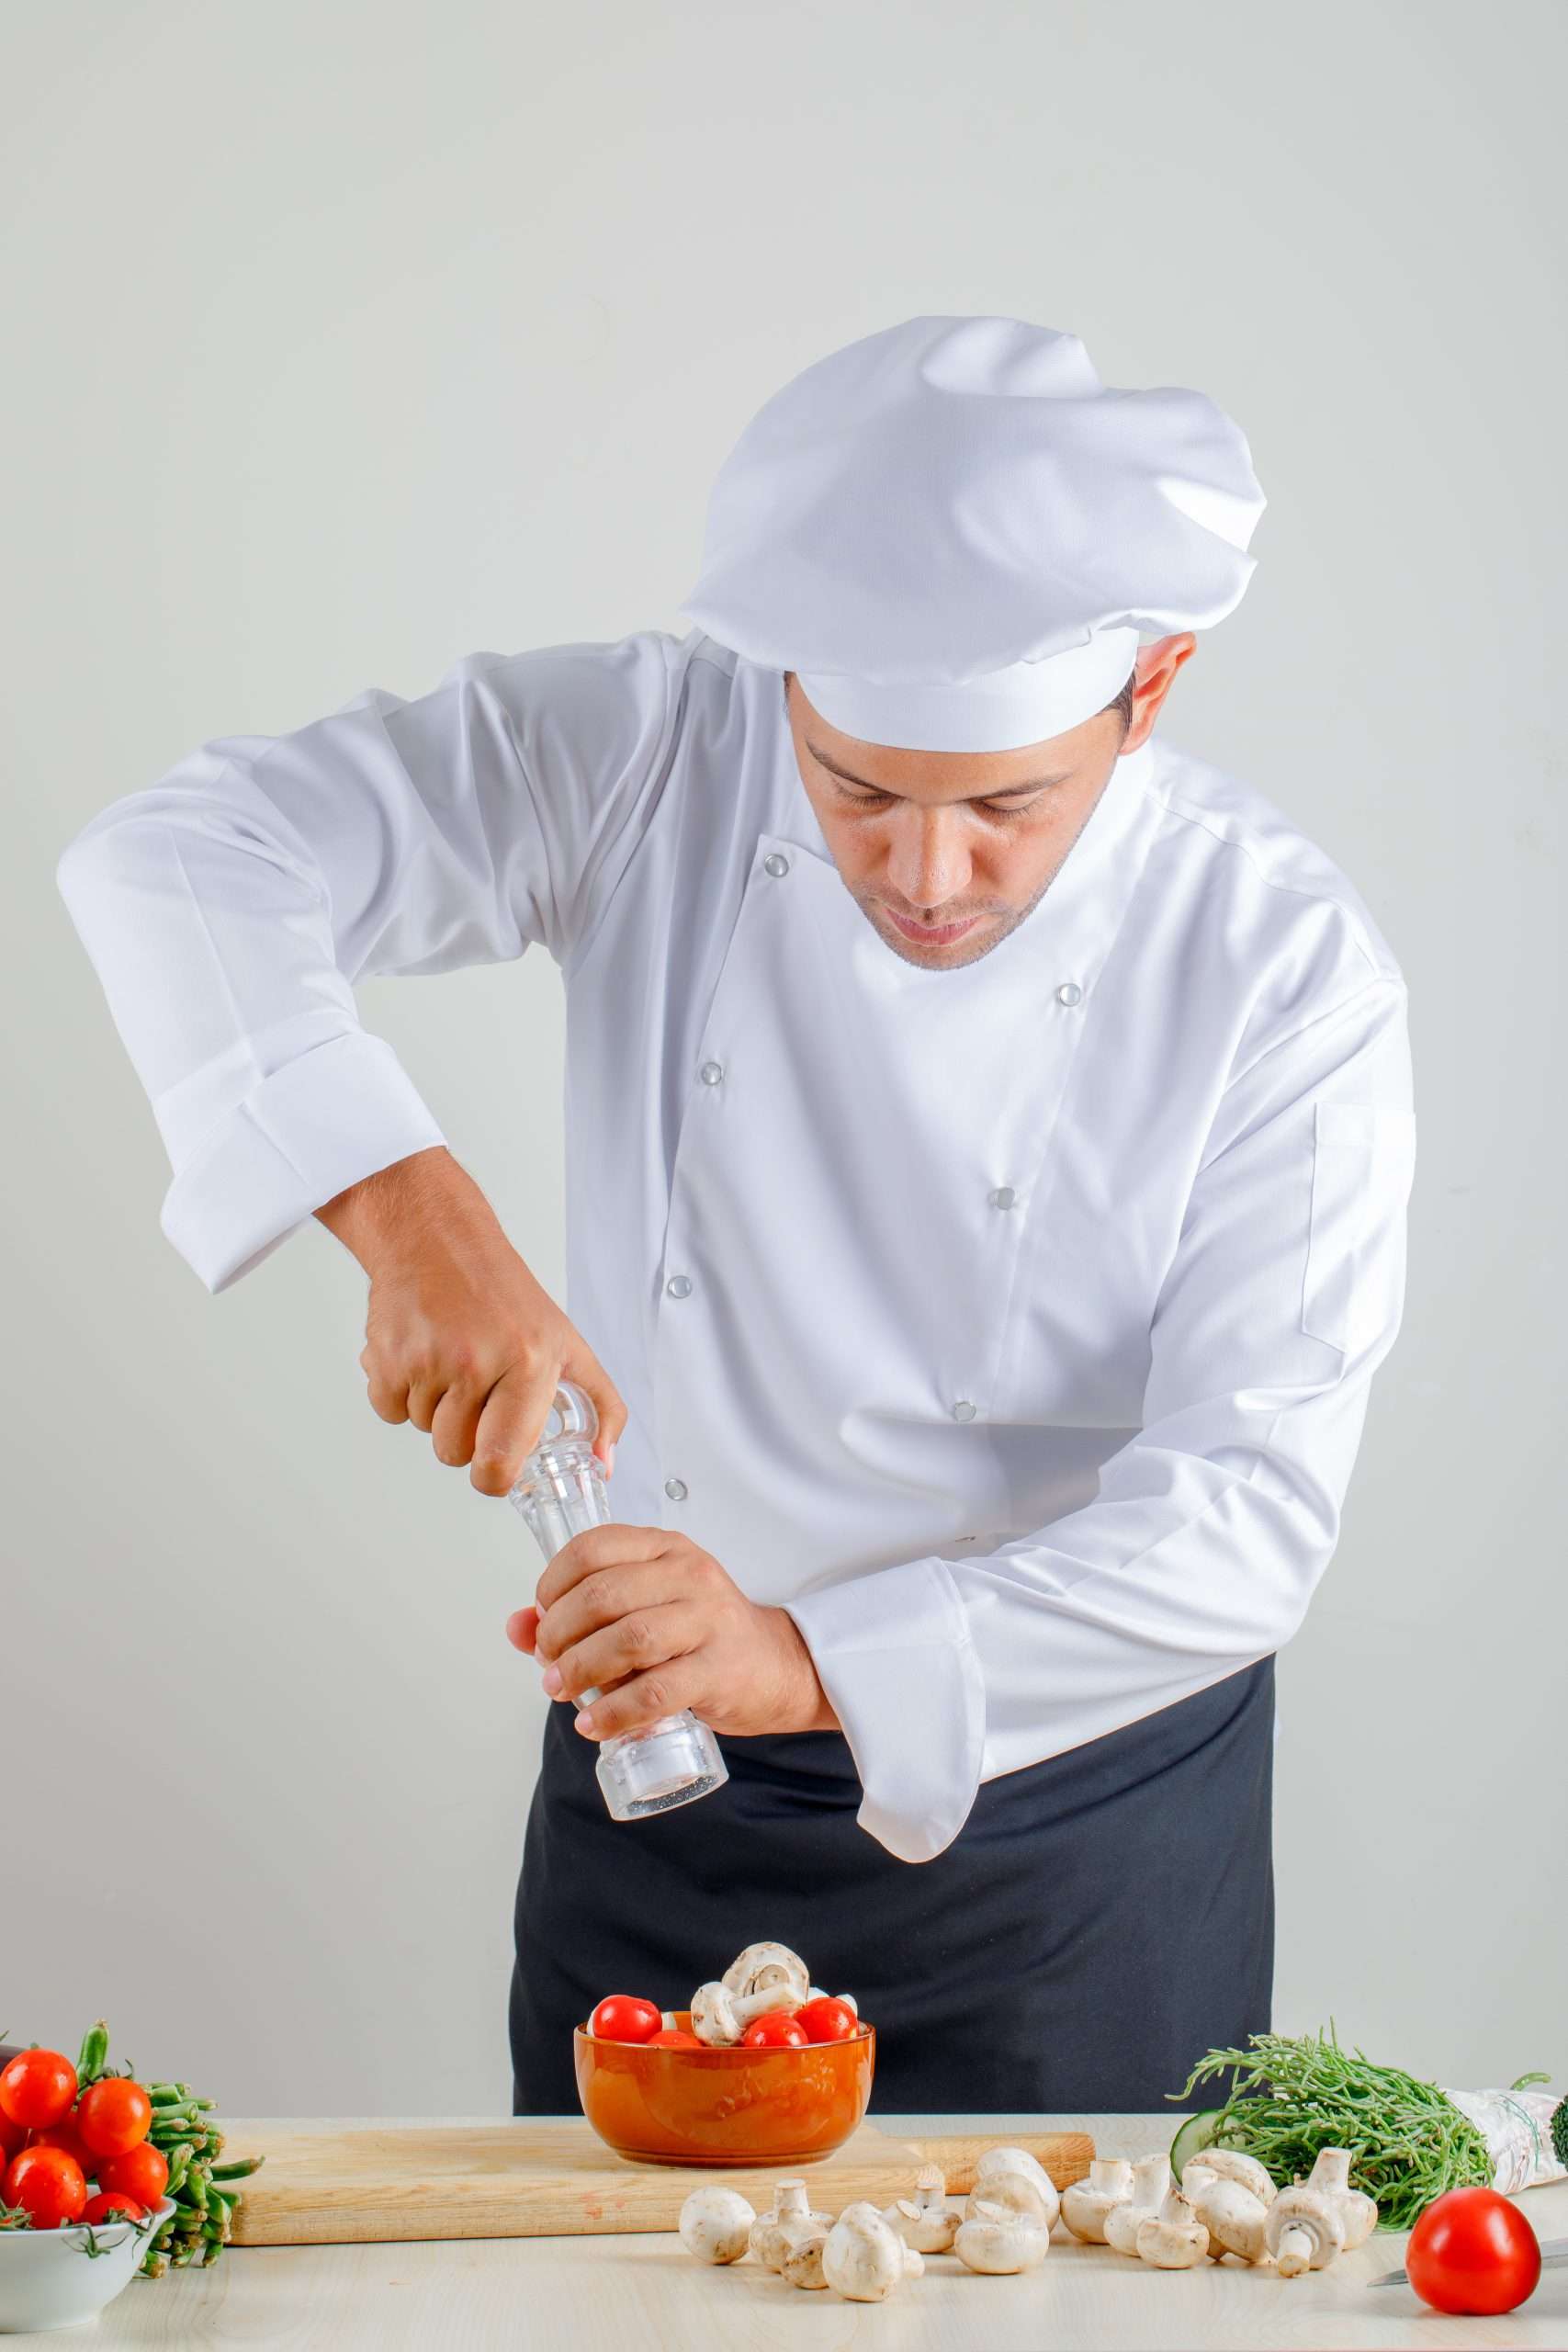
[805,742,1066,797]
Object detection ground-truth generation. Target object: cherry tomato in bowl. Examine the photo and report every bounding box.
[75,2079,152,2161]
[794,1997,860,2044]
[81,2190,150,2226]
[739,2012,808,2049]
[587,1996,663,2044]
[645,2029,705,2050]
[1406,2187,1541,2316]
[96,2143,169,2207]
[4,2145,88,2229]
[0,2052,77,2133]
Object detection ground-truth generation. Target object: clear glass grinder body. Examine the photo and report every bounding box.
[508,1383,728,1820]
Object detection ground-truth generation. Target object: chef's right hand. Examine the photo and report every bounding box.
[314,1146,626,1496]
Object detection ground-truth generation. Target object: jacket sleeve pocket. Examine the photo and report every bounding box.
[1300,1101,1417,1353]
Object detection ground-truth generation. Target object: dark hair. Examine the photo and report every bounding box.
[1103,671,1137,730]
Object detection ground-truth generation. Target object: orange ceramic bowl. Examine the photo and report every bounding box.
[575,2010,875,2165]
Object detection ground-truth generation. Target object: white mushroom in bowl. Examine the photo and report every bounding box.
[678,2186,756,2265]
[884,2164,963,2254]
[749,2180,831,2271]
[1265,2184,1346,2278]
[1104,2154,1172,2256]
[721,1942,811,2005]
[822,2201,922,2299]
[1136,2188,1210,2270]
[1061,2156,1134,2243]
[689,1976,801,2045]
[954,2194,1051,2274]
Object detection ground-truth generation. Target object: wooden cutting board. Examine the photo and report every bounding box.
[230,2120,1093,2245]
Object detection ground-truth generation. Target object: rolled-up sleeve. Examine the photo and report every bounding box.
[57,635,677,1291]
[788,978,1415,1862]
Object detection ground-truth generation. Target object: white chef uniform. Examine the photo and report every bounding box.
[57,318,1415,1871]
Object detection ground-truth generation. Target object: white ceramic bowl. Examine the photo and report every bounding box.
[0,2197,175,2334]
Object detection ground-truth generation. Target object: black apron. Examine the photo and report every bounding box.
[510,1656,1274,2115]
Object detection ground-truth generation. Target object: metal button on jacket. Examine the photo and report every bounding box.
[663,1477,688,1502]
[762,851,791,877]
[1055,980,1084,1007]
[699,1060,725,1086]
[666,1274,693,1299]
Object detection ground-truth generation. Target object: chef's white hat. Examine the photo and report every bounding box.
[679,315,1265,752]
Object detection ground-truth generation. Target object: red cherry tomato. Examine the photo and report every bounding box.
[1406,2188,1541,2315]
[27,2120,96,2175]
[97,2143,169,2206]
[75,2078,153,2160]
[588,1996,663,2044]
[740,2012,808,2049]
[82,2190,150,2225]
[794,1997,860,2043]
[646,2029,705,2050]
[0,2051,78,2132]
[4,2145,88,2229]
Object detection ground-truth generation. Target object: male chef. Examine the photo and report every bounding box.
[58,316,1415,2114]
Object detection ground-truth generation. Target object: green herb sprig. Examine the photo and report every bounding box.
[1173,2021,1494,2232]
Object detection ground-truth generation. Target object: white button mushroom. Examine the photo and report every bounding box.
[1103,2154,1173,2256]
[1186,2173,1269,2264]
[1304,2148,1379,2249]
[953,2194,1051,2274]
[749,2180,832,2271]
[884,2164,963,2254]
[779,2220,832,2290]
[1061,2157,1134,2243]
[971,2146,1062,2233]
[822,2202,920,2300]
[678,2186,756,2265]
[1136,2189,1210,2270]
[690,1976,801,2045]
[720,1942,811,2004]
[1265,2185,1346,2278]
[1179,2145,1277,2208]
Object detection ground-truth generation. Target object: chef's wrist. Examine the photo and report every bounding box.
[765,1606,840,1734]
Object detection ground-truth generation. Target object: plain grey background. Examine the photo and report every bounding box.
[6,0,1563,2115]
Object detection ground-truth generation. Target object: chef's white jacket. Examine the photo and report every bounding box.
[58,629,1416,1862]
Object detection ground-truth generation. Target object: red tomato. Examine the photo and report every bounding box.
[588,1996,663,2044]
[794,1997,860,2043]
[97,2143,169,2206]
[0,2051,78,2132]
[4,2145,88,2229]
[82,2190,150,2225]
[646,2029,705,2050]
[740,2012,808,2049]
[1406,2188,1541,2316]
[27,2120,96,2175]
[75,2078,153,2160]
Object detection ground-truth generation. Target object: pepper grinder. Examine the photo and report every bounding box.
[508,1382,728,1820]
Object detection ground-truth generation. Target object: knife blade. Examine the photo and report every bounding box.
[1371,2237,1568,2287]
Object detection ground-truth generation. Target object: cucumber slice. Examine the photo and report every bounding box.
[1168,2107,1224,2181]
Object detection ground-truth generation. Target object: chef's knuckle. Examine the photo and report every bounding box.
[638,1675,671,1714]
[620,1615,654,1658]
[579,1571,613,1618]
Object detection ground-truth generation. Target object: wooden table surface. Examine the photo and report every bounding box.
[22,2113,1566,2350]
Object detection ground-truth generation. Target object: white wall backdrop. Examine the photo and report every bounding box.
[5,0,1563,2112]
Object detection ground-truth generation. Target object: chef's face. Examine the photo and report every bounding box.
[785,635,1193,969]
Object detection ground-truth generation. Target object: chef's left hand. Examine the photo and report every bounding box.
[508,1526,840,1739]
